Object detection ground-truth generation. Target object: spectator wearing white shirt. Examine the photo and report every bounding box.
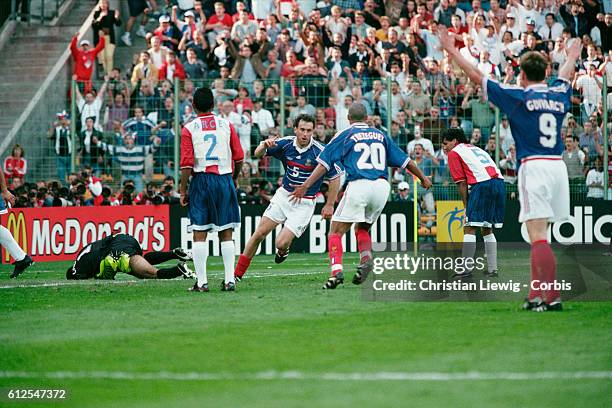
[251,99,275,137]
[219,100,243,131]
[586,158,605,199]
[74,75,108,132]
[574,65,603,122]
[477,51,501,78]
[148,36,171,70]
[500,12,521,40]
[493,116,515,155]
[407,126,435,157]
[538,13,564,42]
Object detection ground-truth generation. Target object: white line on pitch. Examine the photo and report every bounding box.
[0,270,326,290]
[0,370,609,382]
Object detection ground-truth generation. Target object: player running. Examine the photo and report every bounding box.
[180,87,244,292]
[0,171,34,278]
[442,127,505,278]
[291,103,431,289]
[438,26,582,311]
[233,114,341,281]
[66,234,194,280]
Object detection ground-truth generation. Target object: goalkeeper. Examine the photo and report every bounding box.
[66,234,194,280]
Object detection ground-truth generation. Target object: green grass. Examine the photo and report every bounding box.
[0,253,610,408]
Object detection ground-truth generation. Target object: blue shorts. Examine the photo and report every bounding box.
[188,173,240,233]
[0,198,7,215]
[466,178,505,228]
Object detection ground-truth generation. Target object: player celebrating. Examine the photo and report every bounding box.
[291,103,431,289]
[0,171,34,278]
[442,128,505,278]
[180,87,244,292]
[233,114,341,281]
[438,26,582,311]
[66,234,194,280]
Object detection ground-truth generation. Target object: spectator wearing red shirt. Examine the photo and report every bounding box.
[232,1,254,23]
[70,31,106,94]
[158,52,186,81]
[233,87,254,114]
[205,2,233,47]
[3,145,27,184]
[410,2,433,31]
[448,14,468,49]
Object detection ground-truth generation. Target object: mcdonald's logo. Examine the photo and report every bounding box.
[5,212,27,263]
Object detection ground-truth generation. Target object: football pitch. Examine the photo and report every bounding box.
[0,252,610,408]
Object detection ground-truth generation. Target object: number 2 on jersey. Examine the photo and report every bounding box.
[539,113,557,148]
[204,134,219,160]
[355,142,385,170]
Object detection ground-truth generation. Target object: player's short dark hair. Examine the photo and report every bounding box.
[519,51,548,82]
[193,87,214,113]
[294,114,315,129]
[348,102,367,122]
[442,128,468,144]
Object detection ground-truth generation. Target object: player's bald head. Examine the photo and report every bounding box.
[348,103,367,123]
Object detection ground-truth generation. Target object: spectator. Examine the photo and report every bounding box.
[218,100,243,131]
[103,93,129,132]
[74,75,108,131]
[586,158,605,199]
[123,106,156,145]
[227,40,268,88]
[574,64,603,122]
[183,47,207,79]
[121,0,150,46]
[560,1,590,38]
[290,95,316,122]
[393,181,412,202]
[96,133,161,193]
[92,0,121,74]
[499,144,518,184]
[407,126,435,157]
[131,51,159,88]
[158,51,187,81]
[233,87,254,114]
[470,127,483,148]
[231,10,259,43]
[148,36,171,70]
[562,135,585,180]
[406,81,431,123]
[48,112,73,183]
[411,144,436,214]
[538,13,564,43]
[3,145,27,184]
[78,117,105,176]
[578,120,602,164]
[171,7,205,42]
[461,86,494,141]
[205,2,233,47]
[152,15,181,52]
[70,31,106,93]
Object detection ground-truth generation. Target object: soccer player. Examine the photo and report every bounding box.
[233,114,342,281]
[442,127,505,278]
[438,26,583,311]
[0,171,34,278]
[291,103,432,289]
[180,87,244,292]
[66,234,194,280]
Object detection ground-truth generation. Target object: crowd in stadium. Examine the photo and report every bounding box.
[3,0,612,209]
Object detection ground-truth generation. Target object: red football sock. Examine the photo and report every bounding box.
[328,233,344,276]
[355,228,372,263]
[532,240,559,303]
[234,254,252,279]
[529,242,543,301]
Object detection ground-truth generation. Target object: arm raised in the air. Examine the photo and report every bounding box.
[437,26,483,86]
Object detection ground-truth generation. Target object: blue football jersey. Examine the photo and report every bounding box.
[267,136,341,197]
[316,122,411,182]
[484,77,571,163]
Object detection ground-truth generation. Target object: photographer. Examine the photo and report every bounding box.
[94,185,119,206]
[134,182,158,205]
[117,180,136,205]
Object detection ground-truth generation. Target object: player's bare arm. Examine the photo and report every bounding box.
[289,164,327,203]
[254,137,277,159]
[457,180,469,208]
[406,160,432,189]
[179,168,190,206]
[321,176,341,219]
[558,39,582,81]
[437,26,484,86]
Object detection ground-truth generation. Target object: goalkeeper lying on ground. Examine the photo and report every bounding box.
[66,234,195,280]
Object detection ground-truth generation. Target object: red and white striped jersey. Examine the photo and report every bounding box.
[447,143,503,185]
[180,113,244,174]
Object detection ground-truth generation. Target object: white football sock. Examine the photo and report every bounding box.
[461,233,477,273]
[192,241,208,286]
[0,225,26,262]
[221,240,235,284]
[483,233,498,273]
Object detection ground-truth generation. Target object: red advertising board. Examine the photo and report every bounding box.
[1,205,170,263]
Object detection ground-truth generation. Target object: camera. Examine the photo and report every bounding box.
[75,184,86,195]
[152,194,166,205]
[123,184,135,195]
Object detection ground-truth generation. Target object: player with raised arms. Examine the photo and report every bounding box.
[291,103,431,289]
[0,171,34,278]
[438,26,583,311]
[180,87,244,292]
[233,114,342,281]
[442,127,505,278]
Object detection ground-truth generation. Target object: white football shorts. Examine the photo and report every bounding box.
[263,187,316,238]
[332,178,391,224]
[518,156,570,223]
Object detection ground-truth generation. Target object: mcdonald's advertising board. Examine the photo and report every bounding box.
[0,206,171,263]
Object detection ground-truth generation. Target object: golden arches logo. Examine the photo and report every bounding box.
[5,212,27,263]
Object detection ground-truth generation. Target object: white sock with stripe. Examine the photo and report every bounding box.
[0,225,26,262]
[483,233,498,273]
[461,234,477,274]
[220,241,235,285]
[192,241,208,287]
